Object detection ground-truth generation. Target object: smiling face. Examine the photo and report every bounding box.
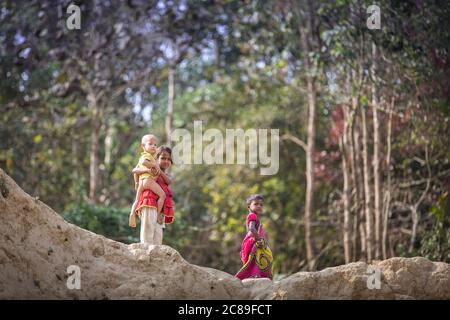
[249,199,264,215]
[157,150,172,171]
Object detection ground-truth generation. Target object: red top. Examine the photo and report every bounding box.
[136,175,174,224]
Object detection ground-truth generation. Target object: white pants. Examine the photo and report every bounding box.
[140,207,163,245]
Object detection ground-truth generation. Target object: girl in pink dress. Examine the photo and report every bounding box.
[235,194,273,280]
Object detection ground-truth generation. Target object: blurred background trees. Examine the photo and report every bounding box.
[1,0,449,277]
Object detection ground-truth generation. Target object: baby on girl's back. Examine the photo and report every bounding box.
[129,134,169,228]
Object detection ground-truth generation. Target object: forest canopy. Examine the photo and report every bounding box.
[1,0,449,277]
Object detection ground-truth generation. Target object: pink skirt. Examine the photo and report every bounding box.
[235,235,273,280]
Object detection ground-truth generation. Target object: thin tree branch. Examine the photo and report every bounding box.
[398,167,450,188]
[281,133,307,152]
[414,144,432,208]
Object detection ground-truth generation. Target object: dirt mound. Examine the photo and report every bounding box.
[0,169,448,299]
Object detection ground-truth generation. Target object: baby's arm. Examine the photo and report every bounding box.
[132,166,151,175]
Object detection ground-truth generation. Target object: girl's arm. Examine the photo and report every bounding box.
[159,171,173,185]
[248,221,260,240]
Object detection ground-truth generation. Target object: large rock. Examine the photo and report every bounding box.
[0,169,449,299]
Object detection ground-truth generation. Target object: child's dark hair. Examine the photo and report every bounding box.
[156,146,173,163]
[246,194,264,207]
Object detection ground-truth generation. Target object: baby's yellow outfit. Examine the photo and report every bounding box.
[137,151,158,180]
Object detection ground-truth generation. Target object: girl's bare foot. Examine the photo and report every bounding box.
[129,212,136,228]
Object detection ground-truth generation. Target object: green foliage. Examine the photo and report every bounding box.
[63,203,138,244]
[62,202,200,257]
[2,0,450,275]
[419,193,450,262]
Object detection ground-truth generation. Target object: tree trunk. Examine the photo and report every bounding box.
[351,68,366,261]
[297,0,317,270]
[347,85,359,262]
[340,105,352,263]
[349,116,359,261]
[88,93,100,205]
[165,65,175,148]
[382,98,394,259]
[104,120,115,194]
[371,43,382,260]
[362,104,373,262]
[303,57,317,270]
[409,144,431,252]
[104,121,113,167]
[409,206,419,252]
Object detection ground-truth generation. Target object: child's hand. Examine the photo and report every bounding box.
[150,166,161,176]
[256,238,264,248]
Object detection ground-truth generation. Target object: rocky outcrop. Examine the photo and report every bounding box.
[0,169,449,299]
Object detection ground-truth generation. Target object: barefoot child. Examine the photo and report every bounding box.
[133,146,175,244]
[235,194,273,280]
[129,134,166,228]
